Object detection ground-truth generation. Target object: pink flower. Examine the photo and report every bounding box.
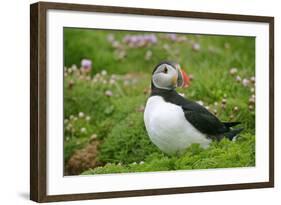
[107,34,115,42]
[242,78,250,87]
[229,68,238,75]
[122,34,157,47]
[167,33,177,41]
[236,75,242,82]
[81,59,92,72]
[146,34,157,44]
[105,90,113,97]
[192,43,201,51]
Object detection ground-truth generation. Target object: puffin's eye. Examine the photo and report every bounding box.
[163,67,168,74]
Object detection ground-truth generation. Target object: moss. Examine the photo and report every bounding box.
[82,133,255,175]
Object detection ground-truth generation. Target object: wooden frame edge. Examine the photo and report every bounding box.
[37,1,274,22]
[30,2,39,202]
[269,17,274,188]
[30,2,48,202]
[30,1,274,202]
[39,181,273,203]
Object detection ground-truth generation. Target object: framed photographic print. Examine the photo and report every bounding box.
[30,1,274,202]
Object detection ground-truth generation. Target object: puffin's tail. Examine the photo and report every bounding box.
[223,122,241,128]
[224,128,244,141]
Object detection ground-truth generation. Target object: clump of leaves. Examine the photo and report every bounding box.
[97,112,161,164]
[64,112,95,162]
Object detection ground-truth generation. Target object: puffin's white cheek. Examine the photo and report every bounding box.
[153,75,162,85]
[161,75,170,84]
[152,75,161,87]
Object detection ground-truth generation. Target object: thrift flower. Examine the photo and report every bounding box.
[229,68,238,75]
[105,90,113,97]
[242,78,250,87]
[78,112,84,118]
[81,59,92,73]
[80,127,86,133]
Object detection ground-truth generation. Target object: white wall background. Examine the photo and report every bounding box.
[0,0,279,204]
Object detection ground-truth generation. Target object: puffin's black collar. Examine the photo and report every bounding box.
[150,87,177,98]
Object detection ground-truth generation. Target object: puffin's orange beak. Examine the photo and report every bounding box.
[180,69,190,88]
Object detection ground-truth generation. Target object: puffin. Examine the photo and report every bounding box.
[144,61,243,155]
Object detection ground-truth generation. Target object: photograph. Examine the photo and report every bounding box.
[63,28,256,176]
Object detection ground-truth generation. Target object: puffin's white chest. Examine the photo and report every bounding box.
[144,96,211,155]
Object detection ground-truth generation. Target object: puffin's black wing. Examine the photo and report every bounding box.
[176,95,229,136]
[183,110,228,135]
[152,89,229,137]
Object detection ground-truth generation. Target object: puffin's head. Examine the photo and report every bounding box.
[151,61,190,90]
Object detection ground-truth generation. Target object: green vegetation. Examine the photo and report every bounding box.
[63,28,255,175]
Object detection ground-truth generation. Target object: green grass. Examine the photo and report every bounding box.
[63,28,255,175]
